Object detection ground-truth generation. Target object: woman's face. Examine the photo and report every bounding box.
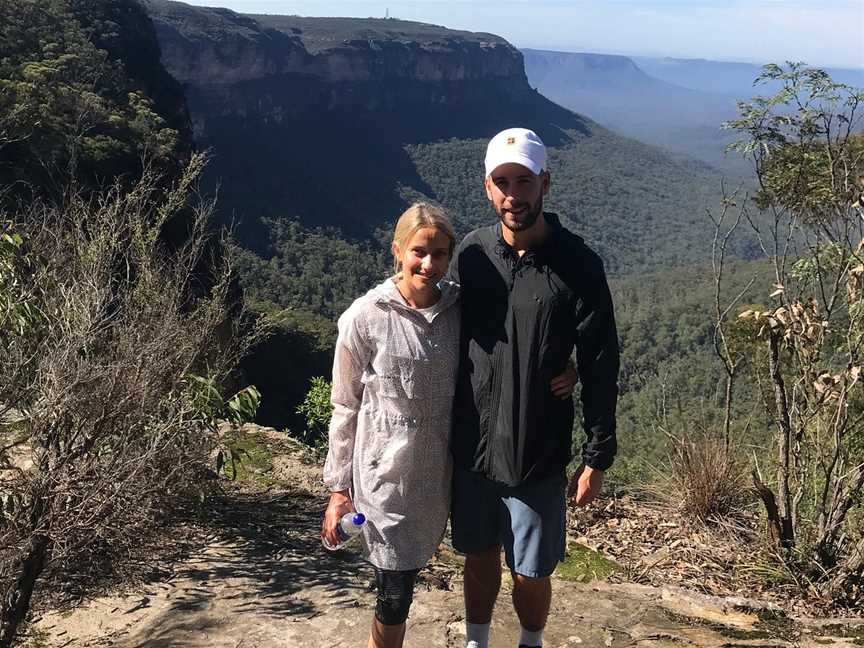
[394,226,451,295]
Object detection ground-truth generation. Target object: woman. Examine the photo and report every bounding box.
[321,202,459,648]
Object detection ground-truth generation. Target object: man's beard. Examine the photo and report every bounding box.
[499,197,543,232]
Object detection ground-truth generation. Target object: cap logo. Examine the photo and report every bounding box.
[506,137,516,145]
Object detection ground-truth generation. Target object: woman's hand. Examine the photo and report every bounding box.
[549,358,577,399]
[321,489,355,547]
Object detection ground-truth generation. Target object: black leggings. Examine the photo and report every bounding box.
[374,567,420,626]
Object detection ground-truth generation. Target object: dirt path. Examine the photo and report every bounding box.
[29,432,864,648]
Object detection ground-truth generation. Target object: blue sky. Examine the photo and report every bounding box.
[182,0,864,68]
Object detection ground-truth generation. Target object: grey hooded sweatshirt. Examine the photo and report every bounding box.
[324,278,460,570]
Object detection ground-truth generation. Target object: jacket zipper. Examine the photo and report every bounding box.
[484,258,519,478]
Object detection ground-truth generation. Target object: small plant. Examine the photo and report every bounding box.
[556,544,621,583]
[192,381,263,480]
[295,376,333,447]
[654,433,750,522]
[216,429,274,485]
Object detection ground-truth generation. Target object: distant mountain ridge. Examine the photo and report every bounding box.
[522,48,747,176]
[523,49,674,90]
[522,50,862,177]
[633,56,864,96]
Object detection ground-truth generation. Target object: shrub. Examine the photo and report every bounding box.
[0,154,257,647]
[295,376,333,449]
[654,433,750,522]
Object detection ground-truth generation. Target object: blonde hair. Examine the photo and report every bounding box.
[391,202,456,275]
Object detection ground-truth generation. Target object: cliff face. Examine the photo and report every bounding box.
[143,0,532,127]
[141,3,308,85]
[141,0,584,238]
[522,49,654,89]
[144,3,523,86]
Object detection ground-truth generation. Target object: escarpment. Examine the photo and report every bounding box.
[141,0,588,238]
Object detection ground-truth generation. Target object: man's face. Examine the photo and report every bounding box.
[485,163,551,233]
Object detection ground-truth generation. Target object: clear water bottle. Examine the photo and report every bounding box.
[322,512,366,551]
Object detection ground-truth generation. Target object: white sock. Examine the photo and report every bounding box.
[519,626,543,647]
[465,621,490,648]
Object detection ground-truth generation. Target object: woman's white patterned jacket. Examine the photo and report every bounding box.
[323,277,460,570]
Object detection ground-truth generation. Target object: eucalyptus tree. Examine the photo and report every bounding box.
[715,63,863,601]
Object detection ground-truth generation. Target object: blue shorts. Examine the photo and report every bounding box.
[450,466,567,578]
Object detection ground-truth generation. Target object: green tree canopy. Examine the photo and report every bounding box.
[0,0,187,202]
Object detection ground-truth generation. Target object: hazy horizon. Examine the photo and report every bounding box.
[177,0,863,70]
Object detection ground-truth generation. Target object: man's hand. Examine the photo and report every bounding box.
[321,489,354,547]
[549,359,577,399]
[567,465,604,508]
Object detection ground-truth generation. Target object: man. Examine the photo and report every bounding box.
[447,128,619,648]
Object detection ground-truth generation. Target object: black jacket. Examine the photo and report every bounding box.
[448,213,619,486]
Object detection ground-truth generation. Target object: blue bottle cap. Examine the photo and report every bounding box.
[351,512,366,526]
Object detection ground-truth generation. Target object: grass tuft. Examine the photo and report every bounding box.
[651,434,750,523]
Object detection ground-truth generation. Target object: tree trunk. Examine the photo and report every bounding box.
[752,469,782,546]
[723,372,734,451]
[817,464,864,567]
[0,534,51,648]
[829,535,864,602]
[767,333,795,549]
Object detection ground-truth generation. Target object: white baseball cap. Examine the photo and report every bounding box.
[484,128,547,177]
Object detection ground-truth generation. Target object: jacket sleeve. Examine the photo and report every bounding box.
[323,305,372,492]
[576,266,620,471]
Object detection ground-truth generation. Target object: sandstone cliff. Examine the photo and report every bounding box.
[141,0,586,236]
[142,0,544,131]
[144,2,523,87]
